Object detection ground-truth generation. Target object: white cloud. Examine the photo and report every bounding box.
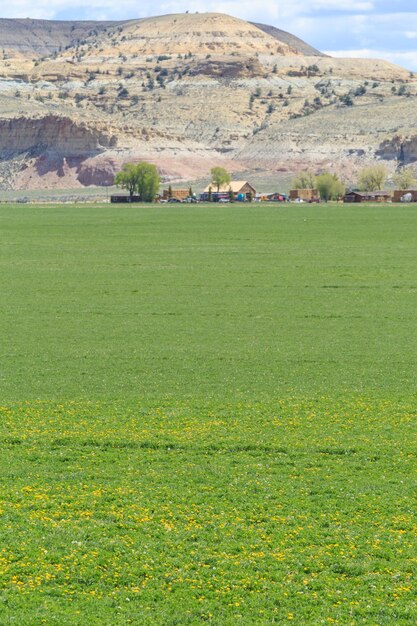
[282,11,417,57]
[311,0,374,9]
[2,0,71,19]
[326,48,417,71]
[1,0,125,19]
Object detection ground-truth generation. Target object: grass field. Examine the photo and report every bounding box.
[1,203,416,624]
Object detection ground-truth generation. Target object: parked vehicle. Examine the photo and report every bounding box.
[168,198,182,203]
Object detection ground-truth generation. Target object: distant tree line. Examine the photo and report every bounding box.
[114,161,417,205]
[291,165,417,199]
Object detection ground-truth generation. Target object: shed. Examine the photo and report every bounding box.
[162,188,189,201]
[392,189,417,202]
[289,189,319,202]
[343,191,392,203]
[266,192,288,202]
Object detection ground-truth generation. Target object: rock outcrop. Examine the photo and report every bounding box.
[0,115,116,157]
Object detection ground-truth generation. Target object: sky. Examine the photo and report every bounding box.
[3,0,417,70]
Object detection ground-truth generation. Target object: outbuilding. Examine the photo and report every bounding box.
[392,189,417,202]
[289,189,319,202]
[162,188,189,201]
[343,191,392,203]
[266,192,288,202]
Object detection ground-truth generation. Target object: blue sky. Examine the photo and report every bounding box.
[4,0,417,70]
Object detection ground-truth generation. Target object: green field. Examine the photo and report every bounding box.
[1,203,416,624]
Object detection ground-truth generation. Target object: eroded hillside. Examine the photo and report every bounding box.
[0,12,416,189]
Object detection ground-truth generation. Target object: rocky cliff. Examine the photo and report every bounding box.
[0,115,115,156]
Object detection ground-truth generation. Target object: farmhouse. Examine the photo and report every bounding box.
[392,189,417,202]
[343,191,392,203]
[289,188,319,202]
[201,181,256,201]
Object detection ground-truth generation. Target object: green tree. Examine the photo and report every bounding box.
[291,171,316,189]
[358,165,387,191]
[393,167,416,190]
[228,186,234,202]
[316,173,345,202]
[168,184,173,199]
[136,162,160,202]
[114,163,140,199]
[208,186,212,202]
[189,186,193,197]
[114,162,160,202]
[210,167,231,192]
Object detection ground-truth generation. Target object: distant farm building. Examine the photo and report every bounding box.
[257,192,288,202]
[266,192,288,201]
[344,191,392,203]
[200,181,256,201]
[392,189,417,202]
[289,188,319,202]
[162,188,189,201]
